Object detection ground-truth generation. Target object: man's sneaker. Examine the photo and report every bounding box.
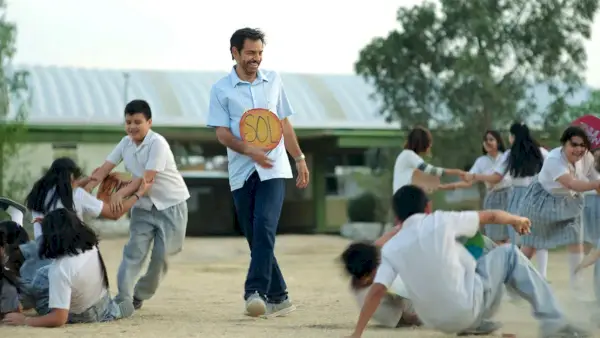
[263,298,296,318]
[133,297,144,310]
[457,320,502,336]
[541,324,591,338]
[244,292,267,317]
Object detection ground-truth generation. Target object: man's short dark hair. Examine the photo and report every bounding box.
[340,242,379,284]
[393,185,429,222]
[230,28,266,60]
[124,99,152,120]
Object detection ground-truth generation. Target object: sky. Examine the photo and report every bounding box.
[7,0,600,87]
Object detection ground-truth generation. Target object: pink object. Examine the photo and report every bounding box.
[571,115,600,150]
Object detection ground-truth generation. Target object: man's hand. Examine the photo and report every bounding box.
[245,145,273,169]
[511,216,531,235]
[296,160,309,188]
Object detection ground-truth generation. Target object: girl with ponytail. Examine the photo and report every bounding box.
[464,122,550,277]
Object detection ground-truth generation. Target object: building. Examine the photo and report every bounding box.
[7,65,403,234]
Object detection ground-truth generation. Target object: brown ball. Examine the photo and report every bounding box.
[97,172,130,203]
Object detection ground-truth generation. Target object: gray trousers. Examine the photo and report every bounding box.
[116,201,188,304]
[469,244,567,336]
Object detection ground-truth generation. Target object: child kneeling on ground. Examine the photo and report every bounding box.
[2,209,134,327]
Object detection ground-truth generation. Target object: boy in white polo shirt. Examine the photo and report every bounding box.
[346,185,589,338]
[90,99,190,311]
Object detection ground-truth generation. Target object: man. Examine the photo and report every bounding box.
[347,185,590,338]
[207,27,309,318]
[90,99,190,311]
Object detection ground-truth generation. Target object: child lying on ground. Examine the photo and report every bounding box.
[2,209,132,327]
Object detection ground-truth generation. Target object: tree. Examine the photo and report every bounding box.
[0,1,30,201]
[562,89,600,124]
[356,0,598,170]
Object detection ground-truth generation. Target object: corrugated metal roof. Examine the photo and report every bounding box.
[9,65,594,130]
[12,65,398,130]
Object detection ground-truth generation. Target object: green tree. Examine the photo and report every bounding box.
[0,2,30,201]
[356,0,598,171]
[562,89,600,124]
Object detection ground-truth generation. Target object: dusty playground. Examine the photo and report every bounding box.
[2,235,600,337]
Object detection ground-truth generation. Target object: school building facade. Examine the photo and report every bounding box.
[9,65,403,235]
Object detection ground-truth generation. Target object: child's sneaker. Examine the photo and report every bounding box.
[244,292,267,317]
[263,299,296,318]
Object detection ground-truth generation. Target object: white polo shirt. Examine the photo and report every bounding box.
[106,130,190,211]
[469,153,510,190]
[538,147,600,195]
[373,210,482,333]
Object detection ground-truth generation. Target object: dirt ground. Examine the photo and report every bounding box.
[2,235,600,337]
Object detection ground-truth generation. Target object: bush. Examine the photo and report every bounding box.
[347,192,379,223]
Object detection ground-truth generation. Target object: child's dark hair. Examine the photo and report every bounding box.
[506,122,543,178]
[0,230,20,301]
[0,221,29,247]
[560,125,592,149]
[124,99,152,120]
[340,242,380,287]
[393,185,429,222]
[38,209,110,289]
[404,126,432,154]
[0,221,29,273]
[25,157,82,214]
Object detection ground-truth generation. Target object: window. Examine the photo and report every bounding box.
[52,143,78,162]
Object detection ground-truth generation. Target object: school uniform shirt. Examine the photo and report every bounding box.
[48,247,106,314]
[373,211,482,332]
[30,187,104,239]
[106,130,190,211]
[493,147,548,187]
[469,153,510,190]
[538,147,600,195]
[393,150,446,194]
[352,286,403,328]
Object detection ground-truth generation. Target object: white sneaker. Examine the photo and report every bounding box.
[244,292,267,317]
[263,299,296,318]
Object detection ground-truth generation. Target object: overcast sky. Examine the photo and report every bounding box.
[8,0,600,87]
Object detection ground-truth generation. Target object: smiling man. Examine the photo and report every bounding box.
[207,28,309,318]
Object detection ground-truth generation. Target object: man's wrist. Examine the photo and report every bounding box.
[294,153,305,162]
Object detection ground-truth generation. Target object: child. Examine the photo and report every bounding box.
[518,126,600,294]
[90,99,190,311]
[393,126,465,193]
[346,185,588,338]
[0,230,21,319]
[341,232,421,329]
[2,209,131,327]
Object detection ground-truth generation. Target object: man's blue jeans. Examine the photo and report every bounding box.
[232,171,288,303]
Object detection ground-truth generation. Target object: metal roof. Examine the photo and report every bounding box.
[12,65,398,130]
[9,65,594,130]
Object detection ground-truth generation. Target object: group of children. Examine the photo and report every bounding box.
[0,99,189,327]
[342,124,600,337]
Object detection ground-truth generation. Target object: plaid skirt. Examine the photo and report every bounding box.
[518,180,583,249]
[584,195,600,245]
[504,186,530,244]
[483,188,510,241]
